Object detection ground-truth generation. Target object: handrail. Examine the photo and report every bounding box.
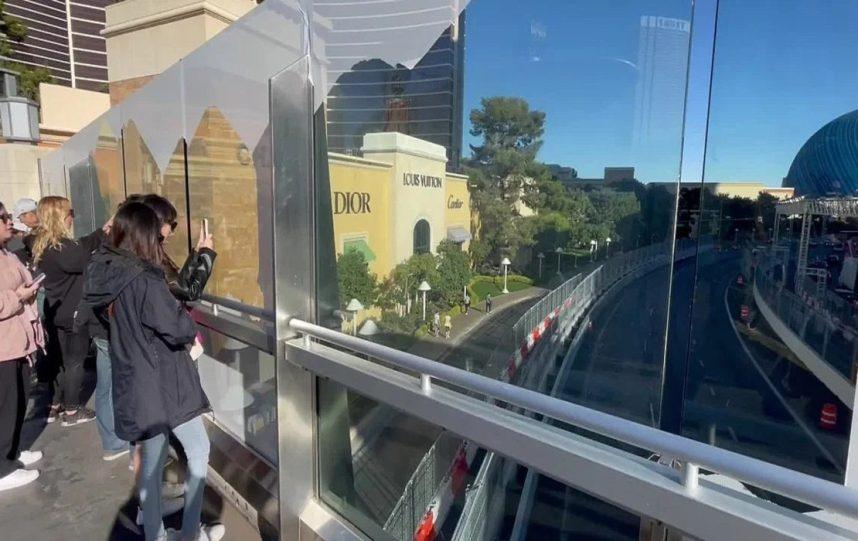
[199,293,276,322]
[288,317,858,518]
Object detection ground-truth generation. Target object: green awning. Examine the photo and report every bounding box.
[344,238,377,262]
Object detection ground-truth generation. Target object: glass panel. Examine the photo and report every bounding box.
[196,323,277,463]
[91,122,125,225]
[318,0,691,536]
[122,120,189,265]
[68,157,95,236]
[186,108,268,308]
[678,0,858,482]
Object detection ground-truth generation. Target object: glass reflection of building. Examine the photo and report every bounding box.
[325,14,466,169]
[632,16,690,165]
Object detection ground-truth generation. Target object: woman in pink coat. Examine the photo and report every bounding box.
[0,201,44,491]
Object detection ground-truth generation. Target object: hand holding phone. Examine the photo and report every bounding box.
[196,218,214,251]
[29,273,46,287]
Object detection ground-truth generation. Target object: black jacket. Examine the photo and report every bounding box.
[81,247,216,340]
[39,229,104,330]
[166,248,217,303]
[82,245,209,442]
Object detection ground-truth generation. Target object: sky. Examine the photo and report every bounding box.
[460,0,858,186]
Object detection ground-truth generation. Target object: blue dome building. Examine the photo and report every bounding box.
[783,109,858,197]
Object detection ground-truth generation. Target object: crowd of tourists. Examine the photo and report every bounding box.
[0,194,222,541]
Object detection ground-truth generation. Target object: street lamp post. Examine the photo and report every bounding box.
[590,239,597,261]
[555,247,563,275]
[418,280,431,321]
[417,280,431,321]
[605,237,612,257]
[537,252,545,279]
[501,257,511,294]
[345,298,364,335]
[734,228,739,244]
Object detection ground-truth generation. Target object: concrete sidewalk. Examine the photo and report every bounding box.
[407,286,547,364]
[0,372,262,541]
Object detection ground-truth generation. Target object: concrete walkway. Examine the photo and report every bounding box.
[407,286,547,363]
[0,371,262,541]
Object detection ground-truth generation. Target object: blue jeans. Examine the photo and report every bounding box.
[93,338,128,453]
[139,415,210,541]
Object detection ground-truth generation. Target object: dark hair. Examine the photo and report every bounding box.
[139,194,180,274]
[140,194,177,228]
[110,202,163,266]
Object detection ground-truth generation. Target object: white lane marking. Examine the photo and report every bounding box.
[723,284,844,473]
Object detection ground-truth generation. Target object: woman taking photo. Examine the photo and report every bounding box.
[0,202,44,491]
[85,202,223,541]
[32,196,103,426]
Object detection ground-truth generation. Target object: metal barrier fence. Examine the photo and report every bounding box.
[756,265,857,380]
[511,241,675,348]
[382,433,461,540]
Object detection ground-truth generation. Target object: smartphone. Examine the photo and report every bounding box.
[202,218,210,238]
[29,272,46,286]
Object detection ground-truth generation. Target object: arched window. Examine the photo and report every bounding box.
[413,219,431,255]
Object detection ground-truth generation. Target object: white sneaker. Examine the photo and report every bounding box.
[18,450,42,467]
[164,524,225,541]
[202,524,226,541]
[0,468,39,491]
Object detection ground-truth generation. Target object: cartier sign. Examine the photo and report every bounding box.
[447,195,464,209]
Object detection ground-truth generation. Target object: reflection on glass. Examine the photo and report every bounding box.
[91,123,125,226]
[196,325,276,463]
[68,157,95,235]
[679,0,858,483]
[319,0,690,536]
[187,108,266,308]
[122,121,189,264]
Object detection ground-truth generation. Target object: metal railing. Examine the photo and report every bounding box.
[381,433,460,540]
[288,318,858,520]
[756,265,856,380]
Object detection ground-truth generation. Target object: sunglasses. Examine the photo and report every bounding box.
[0,212,11,223]
[169,221,178,232]
[68,208,75,218]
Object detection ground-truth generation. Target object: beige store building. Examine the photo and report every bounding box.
[330,132,471,279]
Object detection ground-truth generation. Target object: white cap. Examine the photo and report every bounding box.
[11,198,37,234]
[12,198,37,219]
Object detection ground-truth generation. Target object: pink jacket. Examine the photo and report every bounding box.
[0,247,44,362]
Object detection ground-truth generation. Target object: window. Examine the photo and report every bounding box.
[413,219,430,255]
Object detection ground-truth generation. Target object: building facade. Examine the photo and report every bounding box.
[4,0,112,91]
[324,13,466,170]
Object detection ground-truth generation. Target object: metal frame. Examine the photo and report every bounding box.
[286,319,858,519]
[285,332,858,540]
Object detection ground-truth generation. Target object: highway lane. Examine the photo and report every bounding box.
[515,250,849,539]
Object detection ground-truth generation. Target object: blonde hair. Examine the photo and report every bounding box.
[32,196,74,265]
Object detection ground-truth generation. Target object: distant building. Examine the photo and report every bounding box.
[3,0,112,92]
[632,16,690,174]
[783,109,858,197]
[651,181,794,200]
[556,166,636,191]
[325,14,466,170]
[546,163,577,183]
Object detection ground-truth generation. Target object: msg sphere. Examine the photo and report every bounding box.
[783,109,858,197]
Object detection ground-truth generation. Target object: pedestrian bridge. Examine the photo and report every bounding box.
[34,0,858,539]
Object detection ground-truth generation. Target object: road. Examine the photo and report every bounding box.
[512,249,850,539]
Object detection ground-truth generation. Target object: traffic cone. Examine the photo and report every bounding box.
[819,403,837,430]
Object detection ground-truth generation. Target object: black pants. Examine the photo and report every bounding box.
[55,328,89,410]
[0,359,31,478]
